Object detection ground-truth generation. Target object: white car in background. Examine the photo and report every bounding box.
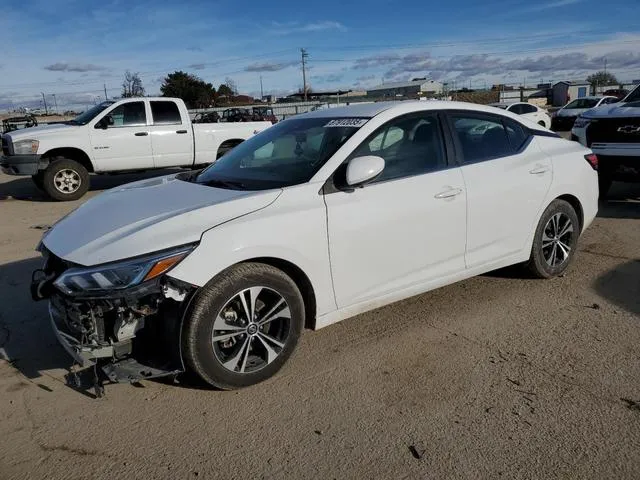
[31,101,598,392]
[551,96,619,130]
[490,102,552,128]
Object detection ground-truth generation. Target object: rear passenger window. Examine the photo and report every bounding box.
[451,115,512,163]
[151,101,182,125]
[520,104,537,114]
[504,119,528,150]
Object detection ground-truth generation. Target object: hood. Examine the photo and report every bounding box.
[43,174,281,266]
[581,101,640,119]
[556,107,590,117]
[5,123,77,141]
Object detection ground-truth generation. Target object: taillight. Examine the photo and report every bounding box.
[584,153,598,170]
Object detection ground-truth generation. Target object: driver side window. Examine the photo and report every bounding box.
[349,113,447,184]
[105,102,146,127]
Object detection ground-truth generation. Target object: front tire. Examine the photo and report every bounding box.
[31,172,45,191]
[527,199,579,279]
[42,158,89,201]
[183,263,305,389]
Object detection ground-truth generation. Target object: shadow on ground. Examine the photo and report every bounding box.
[0,169,182,202]
[598,182,640,220]
[0,257,71,378]
[593,259,640,316]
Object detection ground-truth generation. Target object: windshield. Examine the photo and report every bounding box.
[195,117,367,190]
[69,101,115,125]
[623,85,640,103]
[565,99,599,109]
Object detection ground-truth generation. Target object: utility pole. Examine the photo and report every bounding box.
[301,48,309,102]
[52,94,58,114]
[604,58,607,75]
[260,75,264,100]
[41,92,48,115]
[104,83,108,101]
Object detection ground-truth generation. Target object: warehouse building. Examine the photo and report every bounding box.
[366,78,443,98]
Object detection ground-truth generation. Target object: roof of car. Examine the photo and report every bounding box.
[299,100,542,119]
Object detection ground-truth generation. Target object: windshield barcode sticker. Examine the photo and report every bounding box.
[324,118,368,128]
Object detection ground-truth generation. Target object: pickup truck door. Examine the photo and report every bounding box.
[89,100,153,171]
[148,100,194,168]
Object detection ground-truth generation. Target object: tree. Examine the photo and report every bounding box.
[217,83,234,97]
[160,71,216,108]
[224,77,238,95]
[122,71,145,98]
[586,71,619,88]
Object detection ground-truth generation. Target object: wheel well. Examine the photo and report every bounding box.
[557,194,584,232]
[242,257,317,330]
[217,139,244,157]
[42,147,94,172]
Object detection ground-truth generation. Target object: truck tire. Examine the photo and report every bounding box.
[42,158,90,201]
[183,262,305,390]
[31,172,45,191]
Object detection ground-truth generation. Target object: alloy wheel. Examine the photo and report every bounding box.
[53,168,81,194]
[542,212,574,267]
[212,287,291,374]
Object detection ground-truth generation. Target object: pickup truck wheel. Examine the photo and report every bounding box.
[42,159,89,201]
[31,172,45,191]
[183,262,305,390]
[527,199,579,279]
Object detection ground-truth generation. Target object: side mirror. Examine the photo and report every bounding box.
[346,155,385,187]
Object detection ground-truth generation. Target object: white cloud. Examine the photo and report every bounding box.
[271,21,347,35]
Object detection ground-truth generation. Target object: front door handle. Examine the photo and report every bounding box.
[434,187,463,199]
[176,130,188,134]
[529,165,549,174]
[134,132,148,137]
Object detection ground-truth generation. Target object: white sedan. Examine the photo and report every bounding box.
[32,101,598,391]
[490,102,552,128]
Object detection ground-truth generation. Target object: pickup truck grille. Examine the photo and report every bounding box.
[586,118,640,146]
[1,136,10,156]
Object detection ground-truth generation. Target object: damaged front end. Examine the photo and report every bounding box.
[31,245,197,392]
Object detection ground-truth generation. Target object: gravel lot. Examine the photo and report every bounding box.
[0,170,639,480]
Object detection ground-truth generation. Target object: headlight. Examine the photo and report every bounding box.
[53,245,195,295]
[573,116,591,129]
[13,139,39,155]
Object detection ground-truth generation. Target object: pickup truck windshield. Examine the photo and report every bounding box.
[623,85,640,103]
[195,117,368,190]
[68,101,115,125]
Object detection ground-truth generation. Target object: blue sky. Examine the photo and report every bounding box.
[1,0,639,110]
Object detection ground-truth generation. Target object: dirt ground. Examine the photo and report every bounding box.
[0,170,639,480]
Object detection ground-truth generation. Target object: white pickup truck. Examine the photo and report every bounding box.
[570,84,640,197]
[1,97,271,200]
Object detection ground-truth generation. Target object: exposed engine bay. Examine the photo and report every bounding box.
[31,248,196,396]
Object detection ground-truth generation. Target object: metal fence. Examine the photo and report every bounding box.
[188,99,377,121]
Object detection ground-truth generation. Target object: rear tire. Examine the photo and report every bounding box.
[183,262,305,389]
[527,199,580,279]
[42,158,89,201]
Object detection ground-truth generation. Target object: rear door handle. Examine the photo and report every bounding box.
[434,187,463,199]
[176,130,188,134]
[134,132,148,136]
[529,165,549,174]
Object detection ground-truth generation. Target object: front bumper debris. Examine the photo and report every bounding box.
[32,248,194,389]
[0,154,41,175]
